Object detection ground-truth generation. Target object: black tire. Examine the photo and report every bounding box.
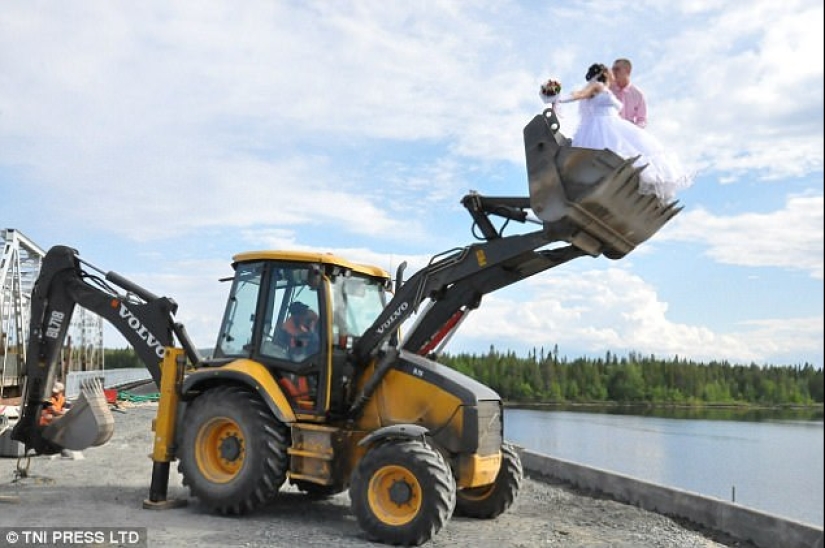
[178,385,289,515]
[454,442,523,519]
[350,439,456,546]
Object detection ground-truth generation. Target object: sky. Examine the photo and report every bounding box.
[1,1,822,368]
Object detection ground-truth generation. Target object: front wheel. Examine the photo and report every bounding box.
[454,442,523,519]
[178,385,289,515]
[350,439,456,546]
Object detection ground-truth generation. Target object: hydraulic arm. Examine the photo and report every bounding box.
[11,245,200,454]
[352,193,589,365]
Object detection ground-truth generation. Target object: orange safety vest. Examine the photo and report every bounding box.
[281,316,306,346]
[39,393,66,426]
[278,376,314,410]
[52,392,66,412]
[281,313,318,352]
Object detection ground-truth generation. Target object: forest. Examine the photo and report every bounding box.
[104,345,824,406]
[441,346,824,405]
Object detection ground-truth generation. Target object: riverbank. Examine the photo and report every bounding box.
[519,448,824,548]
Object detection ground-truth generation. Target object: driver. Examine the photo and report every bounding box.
[277,302,319,356]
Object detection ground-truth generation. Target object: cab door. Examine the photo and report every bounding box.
[216,260,329,414]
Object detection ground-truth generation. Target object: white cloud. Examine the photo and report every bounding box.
[3,2,822,226]
[452,267,822,366]
[663,193,824,279]
[638,2,824,179]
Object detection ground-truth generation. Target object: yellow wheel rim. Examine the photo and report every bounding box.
[367,465,422,526]
[194,417,245,483]
[459,483,496,502]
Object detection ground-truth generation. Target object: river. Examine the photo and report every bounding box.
[503,406,824,527]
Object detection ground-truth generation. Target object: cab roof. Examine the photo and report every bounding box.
[233,250,390,280]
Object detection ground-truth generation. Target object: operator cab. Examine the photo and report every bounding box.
[212,250,391,416]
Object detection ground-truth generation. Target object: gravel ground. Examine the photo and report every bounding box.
[0,403,756,547]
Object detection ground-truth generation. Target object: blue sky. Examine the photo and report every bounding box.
[1,1,822,368]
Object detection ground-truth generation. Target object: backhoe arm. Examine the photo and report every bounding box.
[12,245,200,454]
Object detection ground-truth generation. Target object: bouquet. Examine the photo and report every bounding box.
[540,78,562,100]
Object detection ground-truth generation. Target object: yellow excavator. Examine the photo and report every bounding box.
[11,109,680,545]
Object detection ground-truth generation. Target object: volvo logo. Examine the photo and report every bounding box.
[117,303,166,358]
[376,302,409,335]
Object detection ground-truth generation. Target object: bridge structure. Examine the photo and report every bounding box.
[1,229,104,398]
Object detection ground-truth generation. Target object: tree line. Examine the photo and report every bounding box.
[104,345,824,405]
[440,346,824,405]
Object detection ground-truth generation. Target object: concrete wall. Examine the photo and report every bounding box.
[65,369,152,400]
[518,448,823,548]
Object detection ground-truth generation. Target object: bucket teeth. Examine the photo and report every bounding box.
[524,110,681,259]
[42,378,115,451]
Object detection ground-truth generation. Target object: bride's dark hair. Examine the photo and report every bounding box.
[585,63,608,83]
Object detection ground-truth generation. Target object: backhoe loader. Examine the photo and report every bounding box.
[12,108,681,546]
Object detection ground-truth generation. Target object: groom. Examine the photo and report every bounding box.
[610,58,647,128]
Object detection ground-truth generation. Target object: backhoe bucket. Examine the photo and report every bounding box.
[524,108,681,259]
[43,379,115,451]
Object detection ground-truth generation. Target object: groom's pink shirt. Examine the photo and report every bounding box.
[610,83,647,128]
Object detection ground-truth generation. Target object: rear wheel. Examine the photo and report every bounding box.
[350,439,456,546]
[178,385,289,514]
[454,442,523,519]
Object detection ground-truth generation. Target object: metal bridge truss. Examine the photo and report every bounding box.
[1,229,104,397]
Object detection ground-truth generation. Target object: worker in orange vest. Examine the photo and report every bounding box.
[278,302,319,356]
[275,302,319,409]
[40,381,67,426]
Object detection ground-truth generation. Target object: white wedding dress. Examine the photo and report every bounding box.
[572,89,692,202]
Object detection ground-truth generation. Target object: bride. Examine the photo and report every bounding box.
[551,63,693,203]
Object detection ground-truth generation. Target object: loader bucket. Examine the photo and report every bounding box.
[524,108,682,259]
[42,379,115,451]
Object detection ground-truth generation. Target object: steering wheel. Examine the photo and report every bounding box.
[289,331,320,361]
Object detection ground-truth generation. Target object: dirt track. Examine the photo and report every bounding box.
[0,403,754,547]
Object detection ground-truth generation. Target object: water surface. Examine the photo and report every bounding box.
[504,407,824,527]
